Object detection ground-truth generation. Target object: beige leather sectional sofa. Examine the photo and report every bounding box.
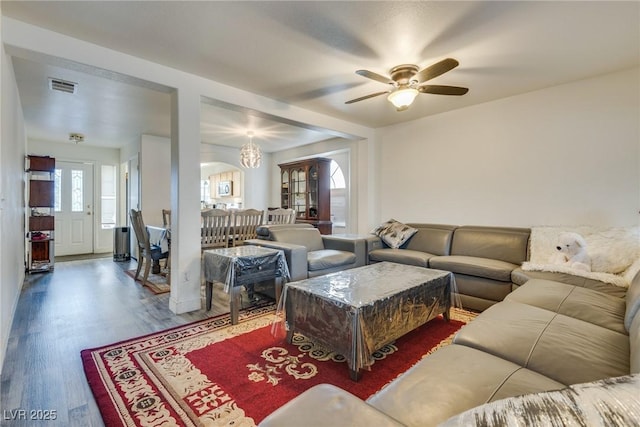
[369,224,532,311]
[258,223,640,426]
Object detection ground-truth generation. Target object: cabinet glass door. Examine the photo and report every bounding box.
[292,168,306,218]
[281,170,290,208]
[308,165,318,218]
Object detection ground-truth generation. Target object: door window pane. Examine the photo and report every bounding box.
[71,170,83,212]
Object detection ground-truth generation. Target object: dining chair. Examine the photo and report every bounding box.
[162,209,171,229]
[231,209,264,246]
[201,208,232,251]
[268,208,296,225]
[161,209,172,269]
[129,209,169,284]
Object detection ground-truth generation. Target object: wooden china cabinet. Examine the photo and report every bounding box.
[279,157,332,234]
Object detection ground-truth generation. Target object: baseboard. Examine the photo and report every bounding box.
[169,295,202,314]
[0,268,25,376]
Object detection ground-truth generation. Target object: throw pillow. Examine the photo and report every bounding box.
[372,219,418,249]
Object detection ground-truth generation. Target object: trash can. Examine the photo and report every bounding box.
[113,226,130,261]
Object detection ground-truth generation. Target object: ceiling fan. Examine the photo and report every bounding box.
[345,58,469,111]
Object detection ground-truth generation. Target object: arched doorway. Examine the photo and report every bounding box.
[200,162,244,209]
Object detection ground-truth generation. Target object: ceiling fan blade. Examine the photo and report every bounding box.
[418,85,469,96]
[345,91,390,104]
[414,58,459,83]
[355,69,394,85]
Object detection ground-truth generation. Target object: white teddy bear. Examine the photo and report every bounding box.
[551,231,592,272]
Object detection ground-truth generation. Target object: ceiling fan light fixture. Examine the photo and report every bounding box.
[387,87,419,111]
[240,131,262,168]
[347,58,466,109]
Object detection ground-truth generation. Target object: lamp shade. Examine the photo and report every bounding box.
[387,88,419,111]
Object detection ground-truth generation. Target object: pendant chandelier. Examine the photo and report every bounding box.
[240,131,262,168]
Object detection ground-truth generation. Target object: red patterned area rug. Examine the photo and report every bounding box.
[82,306,474,426]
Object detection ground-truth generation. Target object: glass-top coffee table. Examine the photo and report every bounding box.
[280,262,454,381]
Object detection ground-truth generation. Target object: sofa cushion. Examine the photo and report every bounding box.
[457,292,508,312]
[453,302,556,367]
[453,276,515,311]
[307,249,356,271]
[402,223,456,255]
[511,267,628,297]
[526,314,629,385]
[450,226,530,265]
[455,301,630,385]
[429,255,517,282]
[369,248,433,267]
[367,344,564,427]
[371,219,418,249]
[270,227,325,252]
[505,279,627,334]
[440,374,640,427]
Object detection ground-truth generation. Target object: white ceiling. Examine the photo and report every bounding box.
[3,1,639,151]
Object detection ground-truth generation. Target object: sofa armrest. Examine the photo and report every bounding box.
[245,239,308,281]
[322,235,367,268]
[256,223,315,240]
[259,383,404,427]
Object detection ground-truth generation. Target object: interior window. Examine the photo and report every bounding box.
[101,165,117,229]
[330,160,345,189]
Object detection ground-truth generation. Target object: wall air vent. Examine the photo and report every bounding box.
[48,78,77,94]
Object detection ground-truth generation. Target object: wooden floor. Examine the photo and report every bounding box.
[0,257,272,426]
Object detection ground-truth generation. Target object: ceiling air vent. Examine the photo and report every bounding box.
[48,78,77,94]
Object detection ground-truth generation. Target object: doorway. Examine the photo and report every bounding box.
[200,162,244,209]
[54,161,94,256]
[127,155,140,258]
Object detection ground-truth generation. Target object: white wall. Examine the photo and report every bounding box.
[377,68,640,228]
[28,139,120,253]
[140,134,171,227]
[0,44,27,374]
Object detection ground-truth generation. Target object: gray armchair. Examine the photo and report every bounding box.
[247,227,367,281]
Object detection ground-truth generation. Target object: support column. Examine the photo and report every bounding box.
[169,87,202,314]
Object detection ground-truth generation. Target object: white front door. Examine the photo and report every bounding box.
[54,161,94,256]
